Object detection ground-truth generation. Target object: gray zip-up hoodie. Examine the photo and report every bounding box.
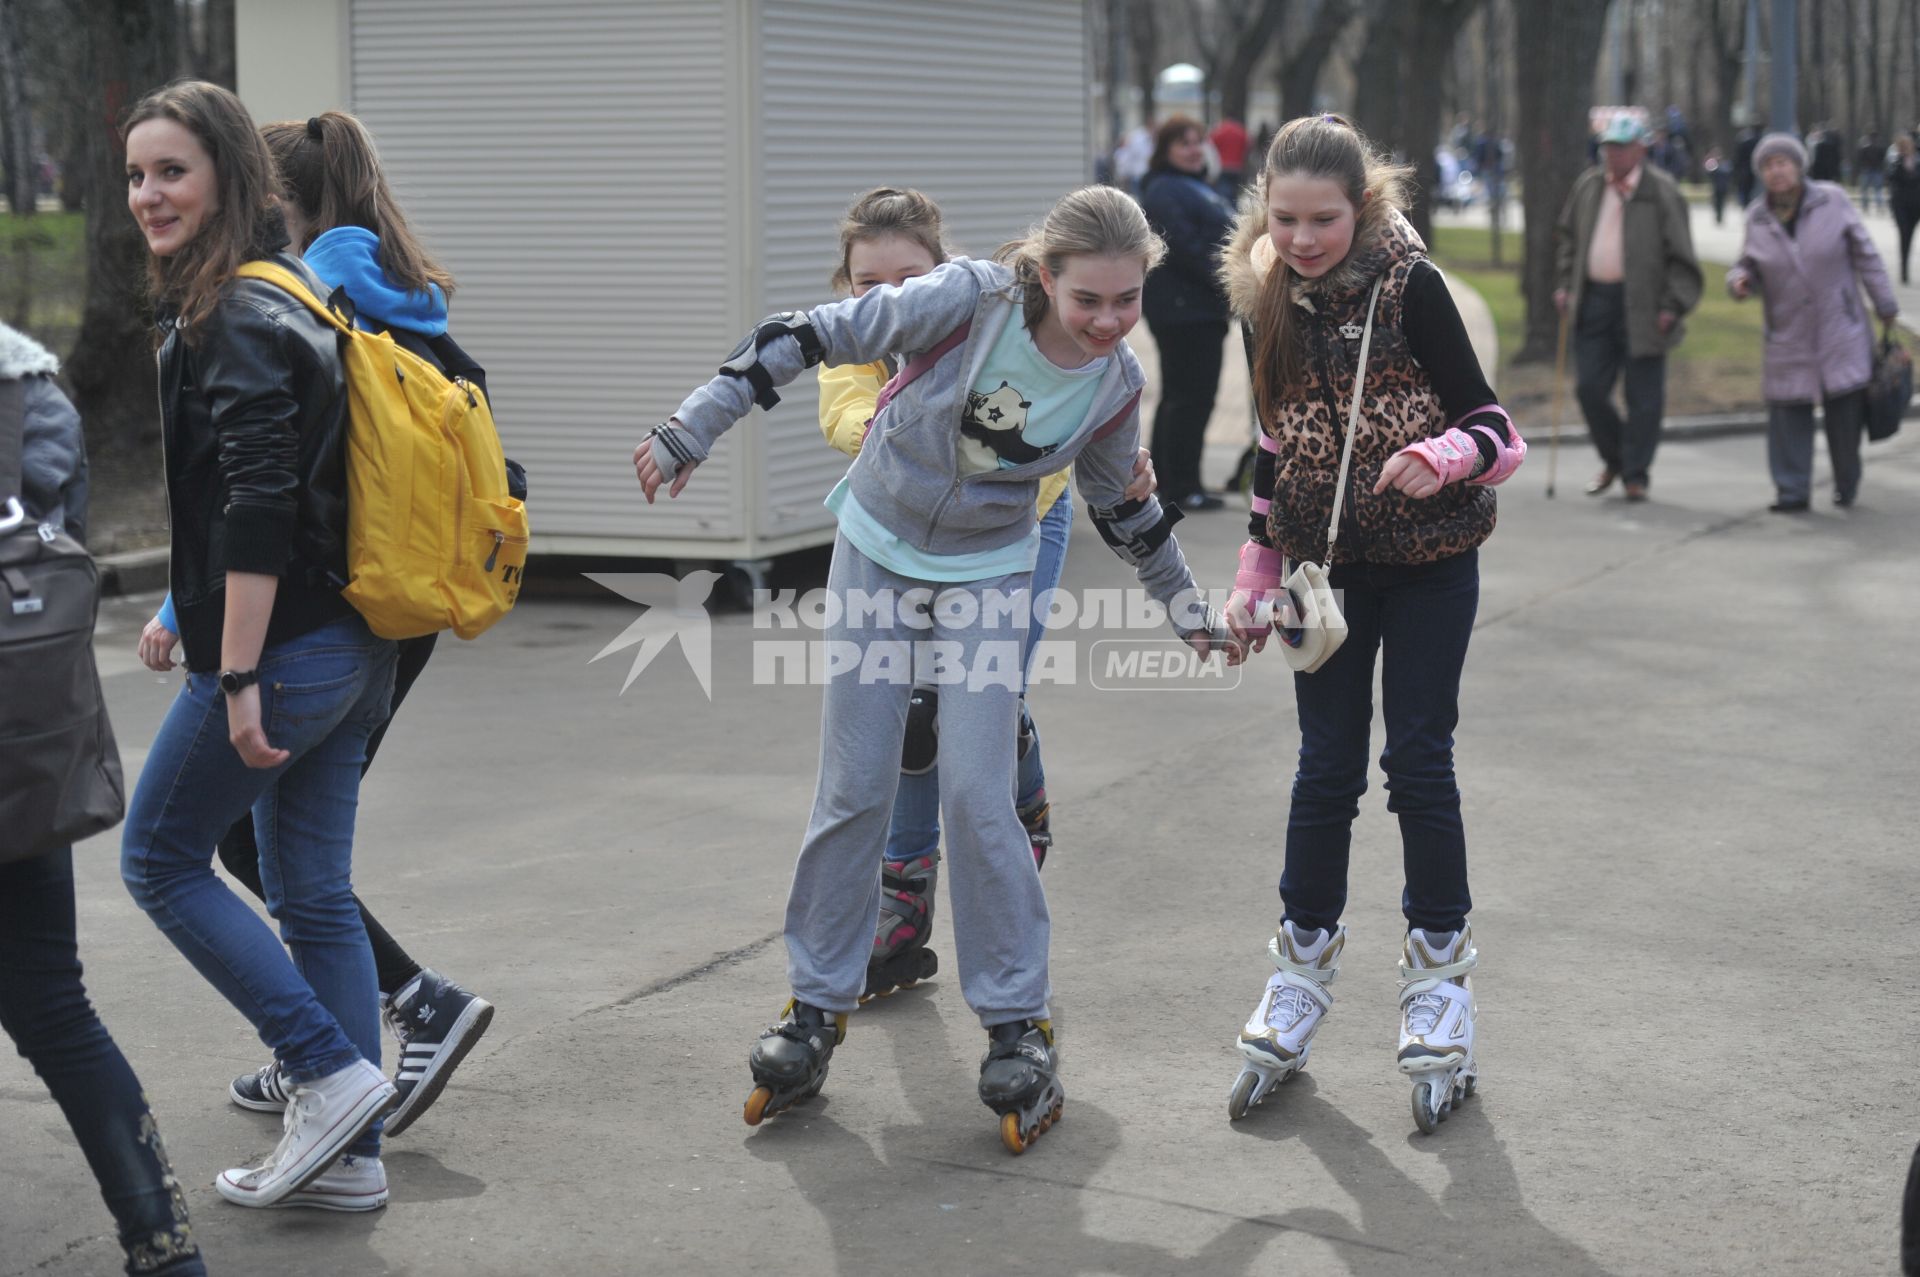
[653,258,1207,630]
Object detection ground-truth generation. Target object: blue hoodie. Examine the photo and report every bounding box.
[304,226,448,336]
[155,226,449,635]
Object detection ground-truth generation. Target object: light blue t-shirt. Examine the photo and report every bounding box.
[827,322,1108,581]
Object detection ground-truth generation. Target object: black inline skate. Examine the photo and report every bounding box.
[861,851,939,1003]
[743,999,845,1126]
[978,1019,1065,1155]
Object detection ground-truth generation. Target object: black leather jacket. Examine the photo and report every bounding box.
[159,252,355,671]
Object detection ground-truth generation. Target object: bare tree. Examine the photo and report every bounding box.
[1513,0,1610,364]
[1190,0,1288,125]
[1130,0,1161,123]
[64,0,179,461]
[0,0,34,216]
[1277,0,1357,121]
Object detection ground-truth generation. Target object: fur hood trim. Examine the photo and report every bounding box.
[0,323,59,380]
[1216,179,1425,320]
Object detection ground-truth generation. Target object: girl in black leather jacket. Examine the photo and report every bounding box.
[117,79,402,1213]
[137,109,500,1139]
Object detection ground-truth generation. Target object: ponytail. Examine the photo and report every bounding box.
[261,110,455,299]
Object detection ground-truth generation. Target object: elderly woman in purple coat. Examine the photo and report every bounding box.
[1729,132,1899,512]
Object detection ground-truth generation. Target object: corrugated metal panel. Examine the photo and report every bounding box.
[349,0,744,545]
[755,0,1090,538]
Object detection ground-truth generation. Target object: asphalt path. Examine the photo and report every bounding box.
[6,428,1917,1275]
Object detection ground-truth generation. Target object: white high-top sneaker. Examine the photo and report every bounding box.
[1239,921,1345,1076]
[1397,925,1476,1076]
[215,1058,395,1208]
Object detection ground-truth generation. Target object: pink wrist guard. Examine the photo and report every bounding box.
[1234,541,1283,594]
[1464,406,1526,486]
[1396,428,1483,487]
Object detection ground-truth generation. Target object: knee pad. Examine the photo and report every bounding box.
[900,687,938,776]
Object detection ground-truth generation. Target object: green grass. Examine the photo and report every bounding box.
[1429,223,1768,415]
[0,210,86,357]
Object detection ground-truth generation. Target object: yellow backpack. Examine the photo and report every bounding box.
[236,261,528,641]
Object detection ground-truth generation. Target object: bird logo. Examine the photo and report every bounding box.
[584,571,721,697]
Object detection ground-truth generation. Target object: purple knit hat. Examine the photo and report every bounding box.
[1752,132,1808,176]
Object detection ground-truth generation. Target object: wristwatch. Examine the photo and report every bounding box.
[218,668,260,697]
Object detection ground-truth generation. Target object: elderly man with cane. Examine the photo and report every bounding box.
[1553,114,1703,502]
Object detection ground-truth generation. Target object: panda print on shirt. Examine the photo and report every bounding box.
[960,380,1055,471]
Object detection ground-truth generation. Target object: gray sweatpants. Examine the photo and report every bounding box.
[785,533,1050,1027]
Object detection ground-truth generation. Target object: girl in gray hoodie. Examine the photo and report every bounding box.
[637,184,1232,1154]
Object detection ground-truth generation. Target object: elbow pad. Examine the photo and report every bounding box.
[1087,495,1183,565]
[718,312,825,410]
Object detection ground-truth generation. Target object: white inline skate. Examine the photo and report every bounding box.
[1228,921,1344,1120]
[1398,925,1478,1134]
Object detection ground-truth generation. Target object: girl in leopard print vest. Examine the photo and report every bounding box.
[1217,115,1526,1116]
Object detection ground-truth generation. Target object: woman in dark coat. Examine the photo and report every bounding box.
[1138,114,1236,511]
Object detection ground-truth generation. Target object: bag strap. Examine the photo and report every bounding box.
[1324,276,1385,558]
[234,261,356,336]
[0,377,24,508]
[873,321,971,417]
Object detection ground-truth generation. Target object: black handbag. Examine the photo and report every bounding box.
[1867,321,1911,443]
[0,377,124,863]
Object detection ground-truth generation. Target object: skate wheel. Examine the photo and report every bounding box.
[1461,1074,1477,1099]
[744,1086,774,1126]
[1412,1081,1439,1135]
[1227,1070,1259,1121]
[1000,1111,1028,1155]
[916,949,940,979]
[898,978,918,991]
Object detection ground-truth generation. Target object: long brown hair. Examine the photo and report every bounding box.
[1249,114,1412,428]
[1148,114,1204,172]
[124,80,286,335]
[995,185,1165,332]
[261,111,455,299]
[828,186,949,294]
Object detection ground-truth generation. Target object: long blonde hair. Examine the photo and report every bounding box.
[1249,114,1412,427]
[995,185,1166,331]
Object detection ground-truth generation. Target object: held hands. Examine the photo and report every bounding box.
[1223,540,1283,659]
[226,685,289,770]
[1184,620,1249,666]
[1223,589,1272,658]
[138,618,178,672]
[1126,448,1157,502]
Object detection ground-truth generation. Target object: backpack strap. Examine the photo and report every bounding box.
[872,321,971,418]
[0,378,25,530]
[1089,389,1143,445]
[234,261,355,336]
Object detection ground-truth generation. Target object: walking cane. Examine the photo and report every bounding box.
[1545,300,1571,499]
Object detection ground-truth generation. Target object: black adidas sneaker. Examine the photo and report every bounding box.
[381,968,494,1137]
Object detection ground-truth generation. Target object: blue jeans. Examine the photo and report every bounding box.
[0,847,206,1276]
[885,490,1072,863]
[122,615,396,1155]
[1280,550,1479,934]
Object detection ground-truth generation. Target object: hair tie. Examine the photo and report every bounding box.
[1322,114,1338,125]
[306,117,323,141]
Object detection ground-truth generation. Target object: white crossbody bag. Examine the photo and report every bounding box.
[1273,276,1383,674]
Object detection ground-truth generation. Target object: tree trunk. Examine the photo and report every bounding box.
[1398,0,1481,246]
[1513,0,1610,364]
[0,0,34,216]
[201,0,236,88]
[65,0,178,461]
[1352,0,1406,149]
[1278,0,1356,122]
[1214,0,1289,126]
[1129,0,1159,123]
